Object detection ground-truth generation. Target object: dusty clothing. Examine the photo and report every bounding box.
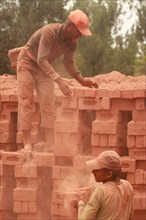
[78,179,133,220]
[17,23,80,130]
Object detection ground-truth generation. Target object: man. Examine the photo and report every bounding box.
[17,10,98,151]
[78,150,134,220]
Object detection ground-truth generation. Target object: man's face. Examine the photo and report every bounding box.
[92,168,112,183]
[67,22,82,40]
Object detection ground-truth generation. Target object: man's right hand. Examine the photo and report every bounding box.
[55,77,72,96]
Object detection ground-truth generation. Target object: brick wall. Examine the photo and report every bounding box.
[0,86,146,220]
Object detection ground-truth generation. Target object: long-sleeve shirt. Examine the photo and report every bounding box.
[78,179,134,220]
[24,23,80,81]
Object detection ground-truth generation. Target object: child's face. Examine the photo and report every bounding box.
[92,168,112,183]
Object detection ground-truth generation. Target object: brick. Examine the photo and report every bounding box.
[0,132,10,143]
[1,94,10,102]
[72,88,84,97]
[52,166,61,179]
[62,133,71,144]
[133,89,146,98]
[57,109,79,120]
[16,132,23,144]
[92,120,117,134]
[144,171,146,184]
[109,89,121,98]
[135,98,146,110]
[121,156,136,173]
[101,97,111,110]
[54,132,62,145]
[55,120,79,133]
[70,133,79,145]
[128,121,146,135]
[15,164,37,178]
[132,110,146,121]
[28,201,37,213]
[127,135,136,148]
[2,152,24,165]
[92,147,117,157]
[14,201,21,213]
[98,89,111,97]
[21,201,28,213]
[121,90,133,98]
[129,148,146,160]
[99,134,108,146]
[135,169,144,184]
[13,188,37,201]
[16,179,38,188]
[0,164,3,176]
[112,99,135,110]
[78,97,101,110]
[136,135,146,148]
[62,96,78,109]
[32,152,55,167]
[0,120,9,132]
[51,203,59,215]
[52,190,64,204]
[84,88,98,97]
[127,173,135,184]
[60,167,76,180]
[54,144,79,157]
[17,213,37,220]
[133,196,142,210]
[73,155,94,170]
[9,94,18,102]
[91,134,99,146]
[108,135,117,147]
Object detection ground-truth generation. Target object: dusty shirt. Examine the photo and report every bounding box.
[23,23,80,81]
[78,180,133,220]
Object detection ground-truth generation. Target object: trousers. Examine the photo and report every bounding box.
[17,48,56,131]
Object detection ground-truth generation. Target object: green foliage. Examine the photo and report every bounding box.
[0,0,145,76]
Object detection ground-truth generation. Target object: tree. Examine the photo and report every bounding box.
[0,0,69,75]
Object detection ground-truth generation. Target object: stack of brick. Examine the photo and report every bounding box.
[52,87,146,220]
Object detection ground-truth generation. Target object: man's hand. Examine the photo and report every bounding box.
[56,77,73,96]
[81,78,98,88]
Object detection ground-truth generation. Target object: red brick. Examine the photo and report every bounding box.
[135,169,144,184]
[129,148,146,160]
[128,121,146,135]
[121,156,136,173]
[28,202,37,213]
[13,188,37,201]
[9,94,18,102]
[127,173,135,184]
[91,134,99,146]
[17,213,37,220]
[133,196,142,210]
[16,132,23,144]
[99,134,108,146]
[54,144,78,157]
[55,120,79,133]
[15,164,37,178]
[62,96,78,109]
[54,132,62,145]
[62,133,71,144]
[101,97,111,110]
[52,166,61,180]
[0,120,9,132]
[135,98,146,110]
[21,201,28,213]
[0,164,3,176]
[121,90,133,99]
[84,88,98,97]
[98,89,111,97]
[127,135,136,148]
[108,135,117,147]
[72,88,84,97]
[1,94,10,102]
[92,147,117,157]
[57,109,79,120]
[32,152,55,167]
[60,167,76,180]
[2,152,24,165]
[136,135,146,148]
[51,203,59,215]
[52,190,64,204]
[92,120,117,134]
[132,110,146,121]
[109,89,121,98]
[112,99,135,110]
[70,133,79,145]
[73,155,94,170]
[78,97,101,110]
[133,89,146,98]
[14,201,21,213]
